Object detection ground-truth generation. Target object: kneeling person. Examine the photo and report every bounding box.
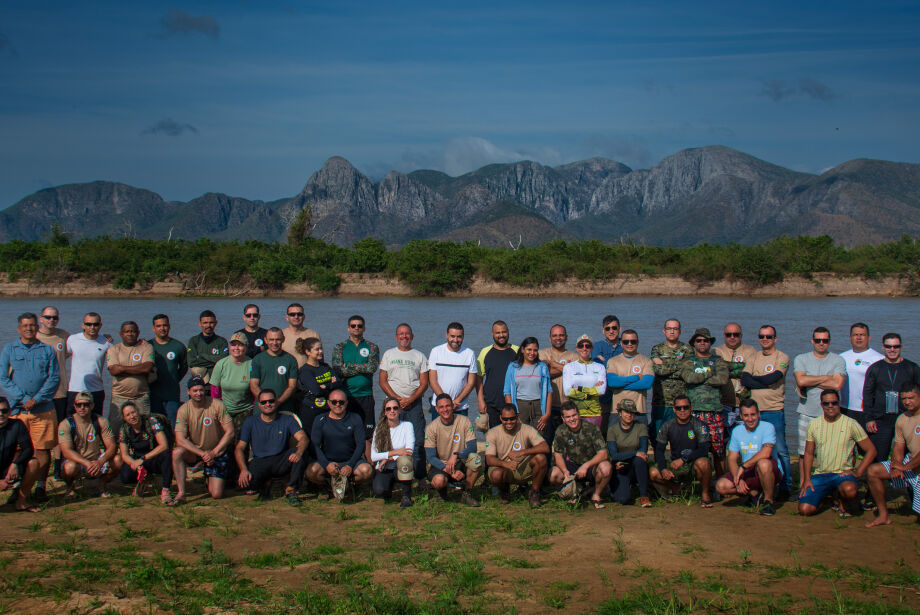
[485,404,550,508]
[59,391,121,498]
[236,389,308,507]
[549,401,612,508]
[650,395,713,507]
[425,393,482,507]
[606,399,651,507]
[172,376,235,504]
[305,389,372,501]
[119,401,173,503]
[715,399,782,516]
[0,396,41,511]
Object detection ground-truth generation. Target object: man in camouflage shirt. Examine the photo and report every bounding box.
[548,401,613,507]
[680,327,730,476]
[651,319,694,437]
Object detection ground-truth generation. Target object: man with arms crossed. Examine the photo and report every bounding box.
[171,376,235,504]
[428,322,478,421]
[650,319,693,438]
[425,393,481,507]
[605,329,654,425]
[680,328,730,477]
[485,403,550,508]
[793,327,846,458]
[187,310,228,381]
[106,321,155,434]
[715,399,782,516]
[714,322,756,427]
[741,325,793,499]
[379,323,429,480]
[477,320,518,429]
[538,324,578,446]
[306,389,373,501]
[798,390,876,517]
[249,327,299,413]
[840,323,883,419]
[865,383,920,527]
[59,391,121,498]
[0,396,41,512]
[149,314,188,427]
[548,401,613,508]
[332,315,380,458]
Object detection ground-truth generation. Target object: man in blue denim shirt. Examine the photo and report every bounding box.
[0,312,60,501]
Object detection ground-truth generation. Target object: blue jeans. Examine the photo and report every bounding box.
[760,409,792,492]
[400,400,426,480]
[651,405,674,439]
[151,397,181,428]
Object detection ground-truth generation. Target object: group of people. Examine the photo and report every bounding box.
[1,304,918,527]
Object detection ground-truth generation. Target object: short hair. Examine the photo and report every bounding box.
[258,388,278,400]
[348,314,365,325]
[287,302,304,311]
[435,393,453,405]
[819,389,840,402]
[900,382,920,395]
[447,322,464,333]
[395,323,413,334]
[740,398,759,411]
[243,304,259,313]
[664,318,681,328]
[41,305,59,315]
[85,312,101,320]
[0,396,9,408]
[18,312,37,325]
[501,403,518,414]
[152,313,169,324]
[120,321,139,330]
[849,322,870,334]
[673,394,691,407]
[813,326,830,336]
[560,401,578,414]
[199,310,216,320]
[602,315,620,327]
[882,332,901,344]
[621,329,638,338]
[550,324,566,334]
[759,324,776,336]
[492,320,508,329]
[266,326,283,335]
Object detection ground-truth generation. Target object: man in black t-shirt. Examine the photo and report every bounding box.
[476,321,518,428]
[235,303,268,359]
[0,397,40,512]
[236,389,308,506]
[650,395,714,506]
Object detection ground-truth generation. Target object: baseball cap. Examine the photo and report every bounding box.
[229,332,248,345]
[187,375,206,389]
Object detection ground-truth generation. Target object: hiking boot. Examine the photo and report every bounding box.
[284,491,302,507]
[460,490,480,507]
[760,502,776,516]
[528,489,542,509]
[400,495,413,508]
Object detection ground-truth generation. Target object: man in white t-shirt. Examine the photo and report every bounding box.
[839,322,884,419]
[66,312,113,415]
[428,322,478,421]
[379,323,429,479]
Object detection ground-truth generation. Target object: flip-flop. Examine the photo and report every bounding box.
[831,503,852,518]
[591,500,606,509]
[166,496,185,507]
[15,504,41,513]
[700,500,714,508]
[638,496,652,508]
[94,490,113,499]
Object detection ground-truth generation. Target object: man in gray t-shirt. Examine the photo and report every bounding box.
[792,326,846,455]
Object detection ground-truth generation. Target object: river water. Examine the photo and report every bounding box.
[2,296,918,449]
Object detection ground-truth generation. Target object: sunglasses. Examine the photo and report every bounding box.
[500,416,517,422]
[259,399,276,405]
[74,402,92,408]
[576,342,592,348]
[84,322,101,327]
[287,312,304,317]
[673,405,692,411]
[724,332,741,338]
[820,400,840,407]
[244,313,260,318]
[621,339,638,345]
[664,327,680,332]
[0,407,11,413]
[385,405,400,412]
[758,334,775,339]
[349,323,365,329]
[41,315,59,320]
[328,399,347,406]
[604,326,619,331]
[884,344,901,349]
[813,338,830,343]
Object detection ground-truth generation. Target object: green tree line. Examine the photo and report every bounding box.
[1,229,918,295]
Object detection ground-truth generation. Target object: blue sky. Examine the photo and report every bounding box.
[1,1,918,207]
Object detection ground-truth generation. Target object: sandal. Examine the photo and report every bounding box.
[94,490,113,499]
[15,503,41,513]
[831,503,852,518]
[700,500,714,508]
[166,495,185,507]
[160,489,172,505]
[638,496,652,508]
[591,499,606,509]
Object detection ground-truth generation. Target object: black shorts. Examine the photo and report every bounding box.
[564,459,598,484]
[347,395,375,440]
[427,460,468,482]
[53,398,67,423]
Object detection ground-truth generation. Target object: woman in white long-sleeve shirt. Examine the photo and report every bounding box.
[562,335,607,428]
[370,397,415,507]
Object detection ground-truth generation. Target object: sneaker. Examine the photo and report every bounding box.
[751,491,764,509]
[460,490,480,507]
[331,476,348,502]
[399,495,413,508]
[528,489,542,509]
[32,486,48,503]
[284,491,302,507]
[760,502,776,516]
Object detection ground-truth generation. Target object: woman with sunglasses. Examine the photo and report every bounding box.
[562,335,607,428]
[296,337,342,445]
[370,397,415,507]
[503,337,552,433]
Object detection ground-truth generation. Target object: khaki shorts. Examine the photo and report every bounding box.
[17,411,57,449]
[497,455,534,484]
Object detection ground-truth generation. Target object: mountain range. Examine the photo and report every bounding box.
[2,145,918,247]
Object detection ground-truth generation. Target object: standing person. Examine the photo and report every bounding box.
[66,312,111,414]
[379,324,429,481]
[370,397,416,507]
[0,313,60,503]
[606,399,651,507]
[186,310,228,382]
[235,304,268,359]
[428,322,478,420]
[605,329,654,425]
[793,327,846,456]
[424,394,481,506]
[714,323,757,428]
[36,306,69,481]
[592,315,623,434]
[503,337,552,433]
[476,321,518,429]
[58,391,121,499]
[0,396,41,512]
[281,303,320,370]
[741,325,793,499]
[332,315,380,459]
[235,389,308,507]
[548,402,613,509]
[862,333,920,463]
[485,404,550,508]
[171,376,235,505]
[562,336,607,428]
[249,327,299,413]
[210,333,254,435]
[149,314,188,427]
[680,328,730,477]
[650,319,693,438]
[305,389,373,501]
[538,324,578,446]
[106,321,155,435]
[296,337,342,442]
[650,396,714,507]
[839,323,883,418]
[117,401,172,503]
[798,390,876,517]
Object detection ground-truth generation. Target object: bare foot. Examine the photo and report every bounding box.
[864,516,892,528]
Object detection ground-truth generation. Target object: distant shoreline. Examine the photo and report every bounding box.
[0,273,916,299]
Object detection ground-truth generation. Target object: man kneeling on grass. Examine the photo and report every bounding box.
[305,389,372,501]
[649,395,713,507]
[236,389,308,507]
[798,390,876,517]
[548,401,612,509]
[715,399,782,516]
[424,393,481,507]
[59,391,121,498]
[171,376,235,505]
[485,404,549,508]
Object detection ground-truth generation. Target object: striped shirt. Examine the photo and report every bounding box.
[806,415,868,475]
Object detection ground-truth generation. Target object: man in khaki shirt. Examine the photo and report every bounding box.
[605,330,654,423]
[484,404,549,508]
[59,391,121,498]
[106,321,155,435]
[714,323,758,427]
[539,325,578,447]
[36,305,70,486]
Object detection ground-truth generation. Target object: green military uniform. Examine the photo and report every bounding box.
[650,342,693,407]
[679,354,730,412]
[552,421,606,466]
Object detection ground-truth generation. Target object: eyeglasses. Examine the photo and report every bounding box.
[500,416,517,422]
[884,344,901,349]
[244,313,260,318]
[813,338,830,344]
[83,322,101,327]
[724,332,741,338]
[259,399,276,405]
[758,334,775,340]
[673,405,692,410]
[621,339,638,345]
[664,327,680,332]
[74,402,92,408]
[820,400,840,407]
[287,312,304,317]
[41,315,59,320]
[328,399,347,406]
[604,326,619,331]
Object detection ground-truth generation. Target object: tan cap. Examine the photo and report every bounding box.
[576,334,593,345]
[229,332,248,345]
[396,455,414,481]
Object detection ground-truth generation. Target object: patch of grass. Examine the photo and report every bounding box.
[541,580,579,609]
[312,543,345,558]
[611,526,628,563]
[258,525,281,536]
[493,555,539,569]
[20,520,44,533]
[313,558,374,586]
[523,541,552,551]
[115,520,156,541]
[678,542,707,555]
[172,507,214,529]
[335,506,358,521]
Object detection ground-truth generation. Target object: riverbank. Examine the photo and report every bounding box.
[0,272,916,298]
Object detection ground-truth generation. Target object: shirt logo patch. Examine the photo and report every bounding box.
[915,425,920,436]
[316,398,326,407]
[277,366,287,375]
[631,365,641,374]
[452,433,461,443]
[166,351,176,360]
[87,431,96,442]
[764,364,775,373]
[779,362,787,368]
[255,339,264,347]
[203,416,213,426]
[131,352,142,362]
[400,464,410,473]
[734,356,744,363]
[359,347,370,358]
[560,360,568,365]
[211,348,219,355]
[512,442,522,451]
[56,342,64,351]
[687,430,695,440]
